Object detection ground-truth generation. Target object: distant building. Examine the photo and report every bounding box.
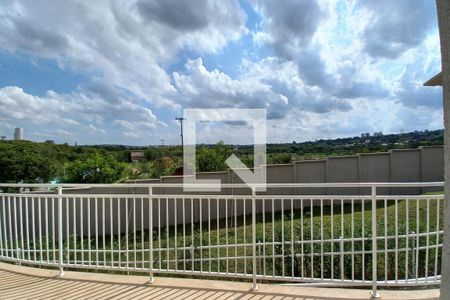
[14,128,23,140]
[130,151,145,163]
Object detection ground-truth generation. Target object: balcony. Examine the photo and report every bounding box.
[0,182,444,299]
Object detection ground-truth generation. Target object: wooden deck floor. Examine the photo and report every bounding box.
[0,262,439,300]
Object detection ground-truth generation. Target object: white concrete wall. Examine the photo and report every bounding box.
[40,146,444,236]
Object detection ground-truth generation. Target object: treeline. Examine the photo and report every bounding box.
[264,129,444,158]
[0,129,443,184]
[0,141,127,184]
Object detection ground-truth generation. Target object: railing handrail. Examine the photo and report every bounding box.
[0,193,444,200]
[0,181,444,189]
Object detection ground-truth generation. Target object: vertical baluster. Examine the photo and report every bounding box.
[31,196,35,262]
[74,197,77,266]
[58,187,64,277]
[434,198,440,282]
[0,195,3,258]
[37,197,41,263]
[384,198,388,283]
[340,199,344,281]
[95,197,99,267]
[425,198,430,283]
[52,197,55,264]
[133,197,136,270]
[103,197,106,268]
[290,198,294,279]
[370,186,380,298]
[415,198,420,283]
[19,196,23,264]
[226,198,229,275]
[281,198,284,278]
[14,195,19,262]
[149,187,154,283]
[182,196,186,273]
[234,198,237,275]
[262,198,266,277]
[190,198,192,271]
[251,187,257,291]
[174,197,178,272]
[300,198,304,279]
[272,198,275,277]
[125,197,128,270]
[362,198,365,281]
[165,198,169,271]
[141,197,144,270]
[110,197,113,268]
[199,197,202,272]
[208,198,211,273]
[7,195,11,260]
[320,198,323,281]
[25,197,30,261]
[80,198,84,266]
[331,199,334,281]
[118,198,121,268]
[405,199,409,283]
[244,197,246,275]
[311,198,314,280]
[395,199,398,283]
[217,198,220,274]
[66,196,69,265]
[159,198,162,271]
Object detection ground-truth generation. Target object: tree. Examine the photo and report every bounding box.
[197,141,231,172]
[153,156,178,177]
[0,141,56,183]
[373,131,383,137]
[269,153,292,164]
[63,151,126,183]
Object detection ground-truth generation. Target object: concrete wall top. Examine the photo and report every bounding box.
[126,178,160,184]
[293,159,326,164]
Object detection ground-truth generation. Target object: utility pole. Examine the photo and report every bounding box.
[175,117,185,149]
[160,139,165,147]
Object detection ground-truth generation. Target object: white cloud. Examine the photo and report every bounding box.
[173,58,290,119]
[0,0,247,109]
[358,0,436,59]
[0,86,163,143]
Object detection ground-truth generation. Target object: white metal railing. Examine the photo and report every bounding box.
[0,182,444,298]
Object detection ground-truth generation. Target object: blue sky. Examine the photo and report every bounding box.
[0,0,443,145]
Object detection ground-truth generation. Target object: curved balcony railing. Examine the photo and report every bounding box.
[0,182,444,298]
